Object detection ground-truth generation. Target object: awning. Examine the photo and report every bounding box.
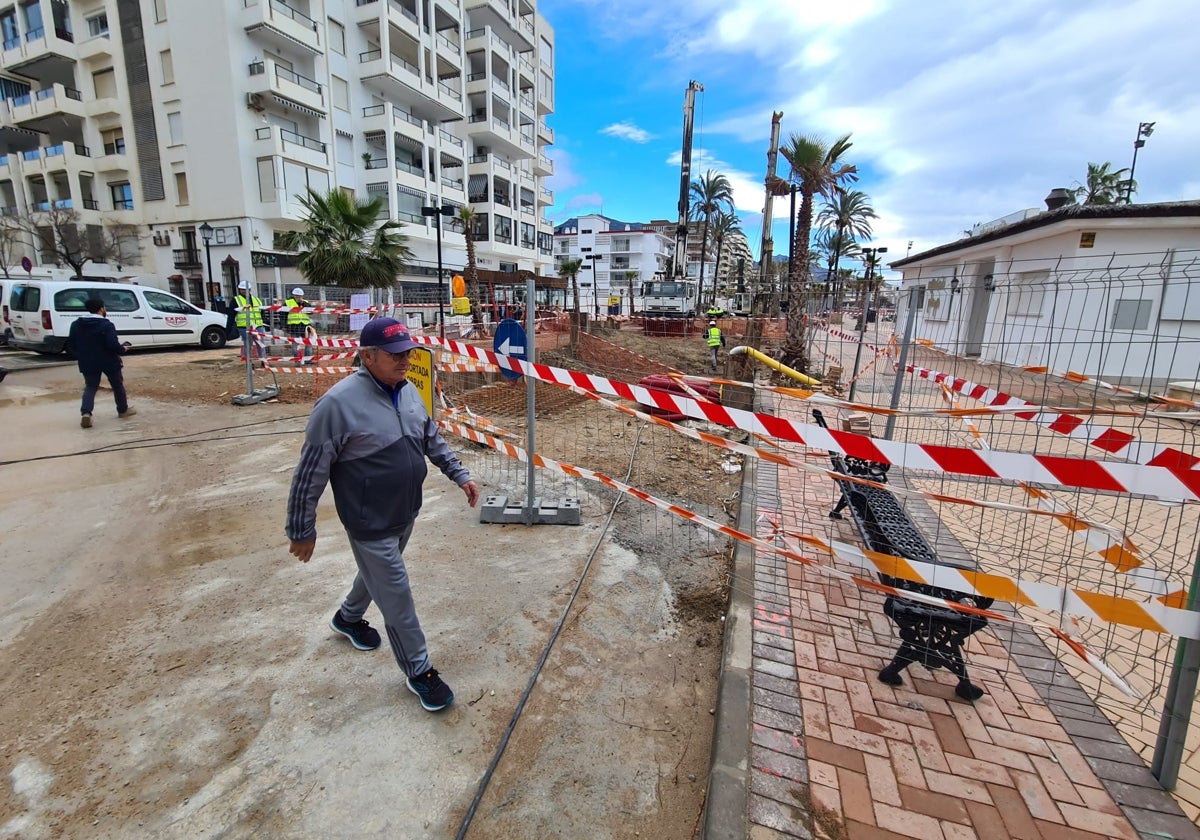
[270,94,325,119]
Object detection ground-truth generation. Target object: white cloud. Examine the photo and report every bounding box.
[600,122,655,143]
[546,148,583,192]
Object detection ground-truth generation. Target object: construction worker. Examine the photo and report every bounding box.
[706,303,725,319]
[285,287,314,364]
[705,320,725,371]
[234,280,265,361]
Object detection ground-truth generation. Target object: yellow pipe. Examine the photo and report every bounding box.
[729,345,822,386]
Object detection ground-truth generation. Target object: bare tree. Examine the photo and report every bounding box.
[0,215,26,279]
[11,205,141,278]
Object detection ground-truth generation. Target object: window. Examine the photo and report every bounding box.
[101,127,125,155]
[86,13,108,37]
[174,171,189,205]
[160,49,174,84]
[153,0,167,23]
[56,288,138,312]
[331,75,349,111]
[1,10,19,50]
[145,290,198,315]
[471,212,488,241]
[1112,299,1152,331]
[328,19,345,55]
[521,222,534,249]
[166,111,183,145]
[494,214,512,244]
[110,182,133,210]
[93,68,117,99]
[10,283,40,312]
[1006,270,1047,317]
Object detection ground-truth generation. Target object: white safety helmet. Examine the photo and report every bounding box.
[709,320,717,327]
[237,280,250,290]
[292,287,305,296]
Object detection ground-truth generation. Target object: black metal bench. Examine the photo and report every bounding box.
[812,409,993,701]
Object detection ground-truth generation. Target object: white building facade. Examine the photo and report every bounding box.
[890,201,1200,386]
[553,214,673,314]
[0,0,555,306]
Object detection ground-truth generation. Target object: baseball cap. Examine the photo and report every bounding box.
[360,317,418,353]
[291,287,305,296]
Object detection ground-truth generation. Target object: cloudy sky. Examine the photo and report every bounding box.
[537,0,1200,266]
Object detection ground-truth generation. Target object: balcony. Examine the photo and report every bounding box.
[538,186,553,206]
[253,125,329,170]
[8,83,86,128]
[533,153,553,176]
[93,143,129,173]
[357,49,461,124]
[76,33,112,60]
[537,118,553,144]
[243,0,323,55]
[3,24,76,78]
[173,248,203,269]
[38,141,92,173]
[247,59,326,116]
[464,0,533,50]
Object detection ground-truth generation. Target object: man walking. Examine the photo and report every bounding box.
[705,319,725,372]
[286,317,480,712]
[234,280,265,361]
[68,299,135,428]
[285,287,314,364]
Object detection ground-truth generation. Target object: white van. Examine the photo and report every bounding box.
[6,279,229,354]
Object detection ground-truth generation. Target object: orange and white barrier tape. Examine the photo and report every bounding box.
[438,412,1138,694]
[419,335,1200,503]
[938,383,1183,605]
[263,364,354,375]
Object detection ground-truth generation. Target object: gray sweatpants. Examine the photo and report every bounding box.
[339,524,432,679]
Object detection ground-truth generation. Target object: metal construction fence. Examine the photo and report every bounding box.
[802,247,1200,808]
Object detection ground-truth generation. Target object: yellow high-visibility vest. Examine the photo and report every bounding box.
[285,299,311,326]
[234,294,264,328]
[706,326,722,347]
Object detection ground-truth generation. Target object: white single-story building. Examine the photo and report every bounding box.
[889,199,1200,387]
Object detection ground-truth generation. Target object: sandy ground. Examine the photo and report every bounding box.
[0,343,728,839]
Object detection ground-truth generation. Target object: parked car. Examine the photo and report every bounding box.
[6,279,228,354]
[0,278,12,345]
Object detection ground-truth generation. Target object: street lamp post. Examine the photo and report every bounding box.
[847,245,887,403]
[198,221,214,309]
[1126,121,1155,204]
[585,253,602,315]
[422,204,456,338]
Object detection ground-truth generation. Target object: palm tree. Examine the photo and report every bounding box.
[277,188,412,289]
[1073,162,1135,205]
[454,206,485,330]
[709,210,742,304]
[813,228,860,306]
[817,189,875,311]
[558,257,583,313]
[689,170,734,307]
[779,133,857,368]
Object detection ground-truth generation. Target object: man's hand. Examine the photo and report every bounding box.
[290,538,316,563]
[461,480,480,508]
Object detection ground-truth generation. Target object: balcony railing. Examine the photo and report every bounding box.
[264,0,317,30]
[275,64,321,94]
[82,198,99,210]
[395,159,422,177]
[364,157,388,169]
[173,248,202,267]
[439,128,462,147]
[103,142,126,155]
[362,103,384,117]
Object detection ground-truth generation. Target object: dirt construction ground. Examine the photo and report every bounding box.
[0,331,735,839]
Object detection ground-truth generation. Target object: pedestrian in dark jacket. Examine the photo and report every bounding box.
[67,298,136,428]
[286,317,480,713]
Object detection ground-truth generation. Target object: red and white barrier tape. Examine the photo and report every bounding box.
[417,335,1200,503]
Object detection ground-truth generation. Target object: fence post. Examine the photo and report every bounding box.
[1151,548,1200,789]
[883,286,920,440]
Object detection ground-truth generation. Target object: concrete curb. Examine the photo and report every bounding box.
[701,451,758,839]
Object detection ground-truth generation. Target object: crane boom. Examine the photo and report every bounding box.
[672,80,703,280]
[759,111,783,285]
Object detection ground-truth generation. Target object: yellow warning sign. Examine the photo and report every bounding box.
[452,296,471,315]
[405,346,434,416]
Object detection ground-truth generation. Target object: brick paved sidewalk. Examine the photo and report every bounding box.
[709,429,1200,839]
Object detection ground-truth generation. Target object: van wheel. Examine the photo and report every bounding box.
[201,326,227,349]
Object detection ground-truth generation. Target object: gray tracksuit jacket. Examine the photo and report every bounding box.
[286,367,471,542]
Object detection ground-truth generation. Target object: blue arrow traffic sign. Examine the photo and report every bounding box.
[493,318,527,380]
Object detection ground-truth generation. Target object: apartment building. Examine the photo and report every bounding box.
[0,0,555,308]
[553,213,673,313]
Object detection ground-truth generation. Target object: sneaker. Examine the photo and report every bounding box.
[118,407,137,418]
[80,413,92,428]
[329,610,381,651]
[407,668,454,712]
